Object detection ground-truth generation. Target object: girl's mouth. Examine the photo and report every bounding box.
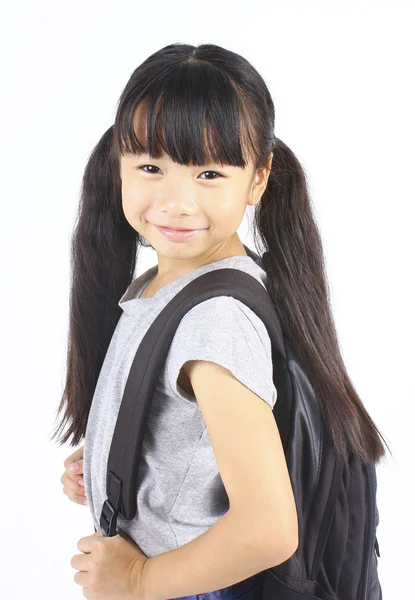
[154,225,204,242]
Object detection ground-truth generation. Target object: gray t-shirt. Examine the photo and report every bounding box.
[83,254,277,558]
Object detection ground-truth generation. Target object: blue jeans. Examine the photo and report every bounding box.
[172,570,265,600]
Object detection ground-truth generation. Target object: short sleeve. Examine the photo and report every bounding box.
[166,296,277,408]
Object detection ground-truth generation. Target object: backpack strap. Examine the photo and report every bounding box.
[310,453,344,580]
[99,268,286,535]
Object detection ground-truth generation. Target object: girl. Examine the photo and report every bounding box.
[55,43,388,600]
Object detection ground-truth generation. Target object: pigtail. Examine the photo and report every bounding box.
[50,126,140,446]
[254,137,389,464]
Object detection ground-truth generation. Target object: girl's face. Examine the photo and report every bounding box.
[119,148,272,277]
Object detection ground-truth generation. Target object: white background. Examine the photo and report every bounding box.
[1,1,413,598]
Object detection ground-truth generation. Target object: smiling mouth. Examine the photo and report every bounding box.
[154,224,205,241]
[156,225,201,231]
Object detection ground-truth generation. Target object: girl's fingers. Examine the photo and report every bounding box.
[67,476,84,494]
[63,444,84,469]
[61,446,88,505]
[69,492,88,506]
[68,488,87,505]
[61,469,78,485]
[61,459,84,486]
[60,471,84,491]
[66,458,84,476]
[61,471,88,504]
[76,493,88,505]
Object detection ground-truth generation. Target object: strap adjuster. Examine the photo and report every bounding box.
[100,498,117,537]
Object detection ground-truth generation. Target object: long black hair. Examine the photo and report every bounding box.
[50,42,390,464]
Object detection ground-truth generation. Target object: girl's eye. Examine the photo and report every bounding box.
[139,165,160,174]
[138,165,223,180]
[199,171,222,180]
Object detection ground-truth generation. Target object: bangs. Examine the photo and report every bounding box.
[114,61,257,169]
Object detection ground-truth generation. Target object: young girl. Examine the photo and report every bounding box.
[56,42,387,600]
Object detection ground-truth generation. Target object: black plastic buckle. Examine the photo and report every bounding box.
[100,498,117,537]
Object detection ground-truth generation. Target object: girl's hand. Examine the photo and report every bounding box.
[70,529,149,599]
[61,445,87,506]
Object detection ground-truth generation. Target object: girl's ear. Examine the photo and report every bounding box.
[248,152,273,207]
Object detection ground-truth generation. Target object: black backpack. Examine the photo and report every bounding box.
[96,244,382,600]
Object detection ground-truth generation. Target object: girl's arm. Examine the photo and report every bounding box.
[142,503,293,600]
[141,359,298,600]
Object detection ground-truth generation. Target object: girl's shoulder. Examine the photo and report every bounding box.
[166,293,277,409]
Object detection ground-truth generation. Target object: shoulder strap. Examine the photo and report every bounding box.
[100,268,286,535]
